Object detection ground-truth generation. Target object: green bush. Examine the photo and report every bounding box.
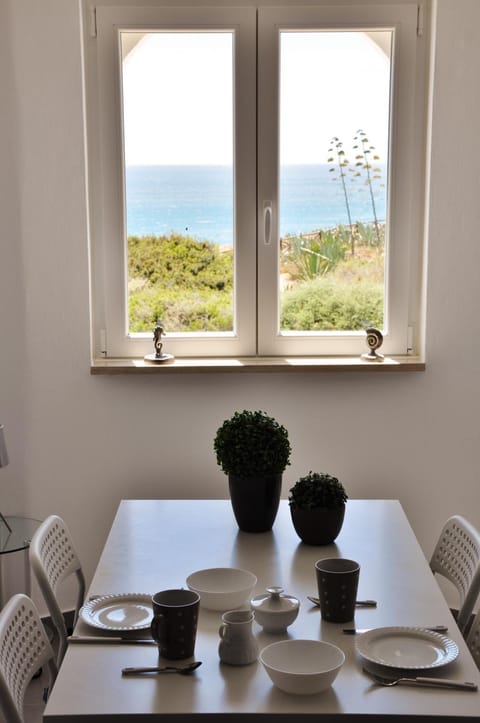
[128,233,233,290]
[127,230,384,333]
[129,285,233,332]
[128,234,233,332]
[281,276,383,331]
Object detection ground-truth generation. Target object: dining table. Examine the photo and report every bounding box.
[43,499,480,722]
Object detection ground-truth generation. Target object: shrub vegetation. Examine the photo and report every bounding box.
[280,276,383,331]
[127,223,384,333]
[128,234,233,332]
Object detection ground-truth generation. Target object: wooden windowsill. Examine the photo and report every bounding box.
[90,355,425,374]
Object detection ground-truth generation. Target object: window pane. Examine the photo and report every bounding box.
[120,32,234,334]
[279,31,391,333]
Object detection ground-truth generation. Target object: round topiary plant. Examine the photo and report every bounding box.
[288,472,348,545]
[214,410,291,478]
[288,472,347,510]
[214,410,291,533]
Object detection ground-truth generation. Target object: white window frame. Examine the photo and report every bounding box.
[88,6,257,358]
[257,4,420,357]
[84,2,427,360]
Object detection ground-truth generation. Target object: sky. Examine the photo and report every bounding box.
[121,30,391,166]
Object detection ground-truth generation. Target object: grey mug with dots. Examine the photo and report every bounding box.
[315,558,360,623]
[151,589,200,659]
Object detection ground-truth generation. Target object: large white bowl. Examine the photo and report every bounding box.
[260,639,345,695]
[186,567,257,611]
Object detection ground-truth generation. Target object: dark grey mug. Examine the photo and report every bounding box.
[151,589,200,659]
[315,558,360,623]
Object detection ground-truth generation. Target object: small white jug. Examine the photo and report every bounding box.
[218,609,258,665]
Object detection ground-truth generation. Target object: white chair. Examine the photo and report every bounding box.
[29,515,86,667]
[0,593,57,723]
[466,600,480,669]
[429,515,480,634]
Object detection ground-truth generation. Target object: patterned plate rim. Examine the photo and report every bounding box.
[80,593,153,631]
[355,626,459,670]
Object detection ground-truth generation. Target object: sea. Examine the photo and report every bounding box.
[125,164,386,246]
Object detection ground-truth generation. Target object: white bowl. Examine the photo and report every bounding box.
[186,567,257,611]
[260,639,345,695]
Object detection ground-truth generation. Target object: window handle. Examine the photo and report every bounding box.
[263,201,272,245]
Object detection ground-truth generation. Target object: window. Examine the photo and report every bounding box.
[84,2,427,359]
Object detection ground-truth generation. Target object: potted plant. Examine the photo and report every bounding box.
[214,410,291,533]
[288,471,348,545]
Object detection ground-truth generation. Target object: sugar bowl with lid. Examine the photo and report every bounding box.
[251,586,300,633]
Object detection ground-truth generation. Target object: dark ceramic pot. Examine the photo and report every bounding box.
[290,504,346,545]
[228,473,282,533]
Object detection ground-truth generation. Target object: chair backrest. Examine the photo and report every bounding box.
[0,593,58,723]
[430,514,480,633]
[466,605,480,670]
[29,514,86,667]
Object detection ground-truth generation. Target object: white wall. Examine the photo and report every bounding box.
[1,0,479,606]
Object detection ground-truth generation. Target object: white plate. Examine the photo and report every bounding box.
[356,626,459,670]
[80,594,153,631]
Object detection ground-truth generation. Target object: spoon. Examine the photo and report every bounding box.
[307,596,377,608]
[122,661,202,676]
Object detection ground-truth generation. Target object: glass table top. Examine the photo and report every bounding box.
[0,516,41,554]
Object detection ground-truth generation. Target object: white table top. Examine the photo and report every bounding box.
[44,499,480,721]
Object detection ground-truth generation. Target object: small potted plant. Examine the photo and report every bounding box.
[288,471,348,545]
[214,410,291,533]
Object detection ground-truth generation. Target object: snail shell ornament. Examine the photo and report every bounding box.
[362,327,384,361]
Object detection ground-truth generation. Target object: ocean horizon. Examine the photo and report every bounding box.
[125,164,386,246]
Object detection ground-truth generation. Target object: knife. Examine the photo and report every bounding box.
[343,625,449,635]
[122,661,202,676]
[68,635,157,645]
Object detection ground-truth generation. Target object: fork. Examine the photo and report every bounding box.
[363,668,477,691]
